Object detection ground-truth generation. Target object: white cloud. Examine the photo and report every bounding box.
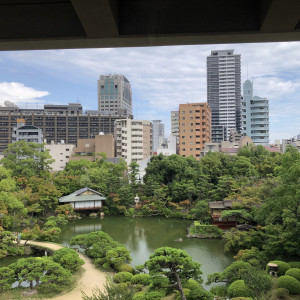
[3,41,300,141]
[0,82,49,106]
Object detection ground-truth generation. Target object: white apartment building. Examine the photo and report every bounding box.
[12,119,43,144]
[115,119,152,165]
[242,80,269,145]
[98,74,132,116]
[45,142,75,171]
[157,135,177,156]
[207,49,241,141]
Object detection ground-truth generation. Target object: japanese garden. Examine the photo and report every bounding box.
[0,140,299,299]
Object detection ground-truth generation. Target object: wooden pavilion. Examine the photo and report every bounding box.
[58,187,106,211]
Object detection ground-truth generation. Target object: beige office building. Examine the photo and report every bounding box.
[179,103,211,159]
[115,119,152,165]
[70,133,115,161]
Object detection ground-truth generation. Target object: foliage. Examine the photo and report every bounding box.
[223,229,264,253]
[145,247,202,300]
[131,274,152,285]
[187,287,214,300]
[190,222,223,238]
[116,263,135,274]
[277,275,300,295]
[267,261,291,276]
[0,267,15,291]
[82,276,135,300]
[288,262,300,269]
[2,141,54,178]
[276,288,289,298]
[234,247,268,268]
[113,272,133,283]
[51,248,84,273]
[227,280,251,298]
[70,231,131,272]
[209,285,227,297]
[285,268,300,281]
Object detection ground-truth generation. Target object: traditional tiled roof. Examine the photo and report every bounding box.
[209,200,232,209]
[59,187,106,203]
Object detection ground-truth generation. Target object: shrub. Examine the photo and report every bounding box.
[131,274,152,285]
[143,290,166,299]
[117,263,135,274]
[113,272,133,283]
[276,288,289,299]
[286,268,300,281]
[51,248,84,273]
[187,287,214,300]
[227,280,251,298]
[288,262,300,269]
[277,275,300,294]
[267,260,291,276]
[150,275,170,289]
[176,288,191,300]
[184,278,200,290]
[209,285,227,297]
[133,292,146,300]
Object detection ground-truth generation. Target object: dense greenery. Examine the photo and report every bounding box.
[0,141,299,298]
[0,247,83,296]
[70,231,131,272]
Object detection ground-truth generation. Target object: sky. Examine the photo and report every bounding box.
[0,42,299,143]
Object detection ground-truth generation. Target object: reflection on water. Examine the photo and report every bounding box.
[59,216,233,287]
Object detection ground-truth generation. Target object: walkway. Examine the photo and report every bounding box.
[21,240,107,300]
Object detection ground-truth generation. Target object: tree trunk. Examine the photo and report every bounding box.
[174,272,186,300]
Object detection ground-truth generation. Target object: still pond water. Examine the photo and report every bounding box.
[58,216,234,287]
[1,216,233,288]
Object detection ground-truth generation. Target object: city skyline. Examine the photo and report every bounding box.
[0,42,299,143]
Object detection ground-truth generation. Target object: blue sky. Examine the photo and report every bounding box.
[0,42,299,143]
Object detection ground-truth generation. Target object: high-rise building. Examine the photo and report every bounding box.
[171,111,179,138]
[242,80,269,145]
[179,103,211,159]
[98,74,132,116]
[114,119,152,165]
[0,102,130,152]
[207,49,241,141]
[152,120,165,153]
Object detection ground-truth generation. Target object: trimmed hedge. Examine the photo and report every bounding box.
[277,275,300,295]
[286,268,300,281]
[113,271,133,283]
[267,260,291,276]
[227,280,251,298]
[131,274,152,285]
[187,287,214,300]
[288,262,300,269]
[116,263,135,274]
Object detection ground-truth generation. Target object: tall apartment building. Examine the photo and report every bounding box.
[171,111,179,138]
[242,80,269,145]
[0,102,130,152]
[115,119,152,165]
[152,120,165,153]
[179,103,211,159]
[98,74,132,116]
[207,49,241,142]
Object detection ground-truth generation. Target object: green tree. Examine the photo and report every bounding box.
[144,247,202,300]
[2,141,54,178]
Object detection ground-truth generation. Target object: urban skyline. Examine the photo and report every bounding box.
[0,42,299,143]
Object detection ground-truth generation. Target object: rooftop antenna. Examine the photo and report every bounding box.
[247,63,249,80]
